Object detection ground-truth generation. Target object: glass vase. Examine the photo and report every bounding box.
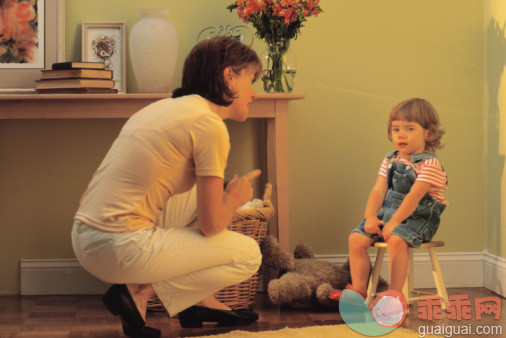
[260,40,296,93]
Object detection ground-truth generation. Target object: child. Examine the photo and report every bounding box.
[332,98,448,300]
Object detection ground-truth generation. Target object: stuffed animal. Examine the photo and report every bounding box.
[260,235,388,310]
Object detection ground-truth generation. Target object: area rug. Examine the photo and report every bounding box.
[194,324,442,337]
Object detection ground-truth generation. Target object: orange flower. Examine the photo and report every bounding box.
[0,0,39,63]
[0,0,36,41]
[16,32,37,62]
[14,0,35,22]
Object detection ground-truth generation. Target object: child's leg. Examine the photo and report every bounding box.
[387,235,409,291]
[349,232,376,293]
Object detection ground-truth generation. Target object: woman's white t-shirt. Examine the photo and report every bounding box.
[75,95,230,232]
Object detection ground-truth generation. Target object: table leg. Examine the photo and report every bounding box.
[266,100,290,251]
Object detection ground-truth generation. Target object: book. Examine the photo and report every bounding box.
[35,88,119,94]
[35,78,115,89]
[52,61,105,70]
[41,68,113,80]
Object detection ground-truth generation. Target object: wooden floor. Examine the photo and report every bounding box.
[0,288,504,337]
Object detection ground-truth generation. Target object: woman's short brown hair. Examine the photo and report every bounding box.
[172,36,262,106]
[387,98,445,151]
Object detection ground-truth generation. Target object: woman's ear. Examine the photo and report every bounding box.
[223,67,234,87]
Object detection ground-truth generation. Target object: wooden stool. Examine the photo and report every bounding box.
[366,241,449,310]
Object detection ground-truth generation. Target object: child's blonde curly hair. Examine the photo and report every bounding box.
[387,98,445,152]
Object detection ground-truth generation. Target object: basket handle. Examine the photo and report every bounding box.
[232,183,275,221]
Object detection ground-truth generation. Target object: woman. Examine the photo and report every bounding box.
[71,36,263,337]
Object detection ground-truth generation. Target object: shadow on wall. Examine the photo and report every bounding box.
[486,18,506,257]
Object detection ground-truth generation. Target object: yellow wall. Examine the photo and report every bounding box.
[0,1,492,295]
[289,0,485,254]
[486,1,506,258]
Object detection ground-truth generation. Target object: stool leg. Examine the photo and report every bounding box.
[428,247,449,310]
[366,247,385,305]
[403,247,414,304]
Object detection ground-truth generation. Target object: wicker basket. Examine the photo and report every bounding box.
[214,183,274,309]
[147,183,274,312]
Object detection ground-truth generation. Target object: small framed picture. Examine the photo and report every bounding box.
[82,22,126,92]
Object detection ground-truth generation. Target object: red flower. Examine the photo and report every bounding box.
[0,0,36,41]
[16,31,37,62]
[0,0,39,63]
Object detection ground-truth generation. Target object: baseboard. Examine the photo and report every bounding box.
[317,251,486,289]
[483,252,506,297]
[20,259,110,295]
[20,251,505,296]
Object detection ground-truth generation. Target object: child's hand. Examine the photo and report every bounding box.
[382,221,399,242]
[364,217,383,236]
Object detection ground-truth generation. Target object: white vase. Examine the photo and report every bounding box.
[129,9,178,93]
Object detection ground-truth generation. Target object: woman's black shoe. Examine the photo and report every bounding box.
[102,284,161,338]
[178,305,259,328]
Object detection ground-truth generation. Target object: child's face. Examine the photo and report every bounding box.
[390,119,429,156]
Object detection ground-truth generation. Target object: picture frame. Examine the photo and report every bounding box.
[0,0,65,91]
[0,0,45,69]
[81,22,126,93]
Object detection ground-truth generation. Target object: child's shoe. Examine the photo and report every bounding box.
[329,284,367,301]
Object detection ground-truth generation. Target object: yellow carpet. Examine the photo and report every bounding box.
[195,324,442,337]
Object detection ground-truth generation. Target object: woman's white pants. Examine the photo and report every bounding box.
[71,186,262,316]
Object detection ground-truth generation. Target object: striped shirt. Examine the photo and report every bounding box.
[378,154,448,205]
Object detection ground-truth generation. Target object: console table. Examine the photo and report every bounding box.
[0,93,304,250]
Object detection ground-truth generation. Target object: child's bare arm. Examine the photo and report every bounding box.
[382,181,431,241]
[363,176,388,235]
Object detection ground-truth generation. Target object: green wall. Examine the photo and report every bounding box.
[288,1,485,254]
[0,1,496,295]
[487,1,506,258]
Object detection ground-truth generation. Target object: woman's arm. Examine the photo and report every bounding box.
[196,170,261,237]
[382,180,431,242]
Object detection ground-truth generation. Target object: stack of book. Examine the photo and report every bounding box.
[35,62,118,94]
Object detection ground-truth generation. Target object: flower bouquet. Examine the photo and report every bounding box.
[228,0,322,92]
[0,0,38,64]
[91,34,117,69]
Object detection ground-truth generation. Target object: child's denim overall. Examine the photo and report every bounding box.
[352,151,446,247]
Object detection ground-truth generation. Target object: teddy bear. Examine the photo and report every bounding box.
[260,235,388,310]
